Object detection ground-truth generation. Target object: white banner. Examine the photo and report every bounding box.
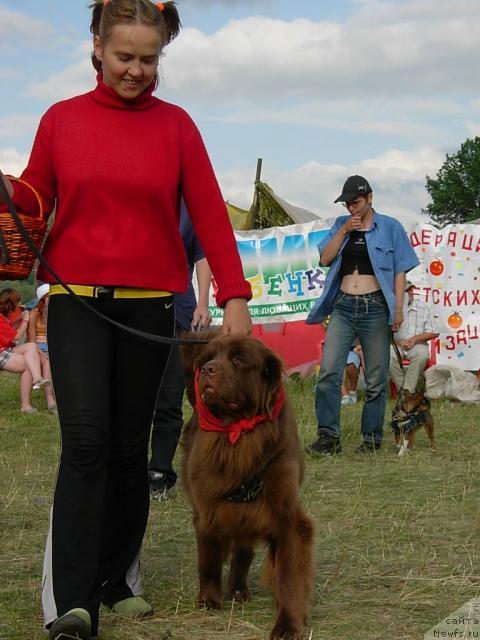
[406,222,480,370]
[206,220,480,370]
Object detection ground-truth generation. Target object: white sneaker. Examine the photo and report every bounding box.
[32,378,51,390]
[341,395,354,405]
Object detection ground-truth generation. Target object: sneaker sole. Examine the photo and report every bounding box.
[49,614,91,640]
[306,446,342,455]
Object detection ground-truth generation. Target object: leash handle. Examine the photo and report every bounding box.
[0,171,207,346]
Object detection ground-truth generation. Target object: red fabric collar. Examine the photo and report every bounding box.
[194,369,285,445]
[91,73,158,111]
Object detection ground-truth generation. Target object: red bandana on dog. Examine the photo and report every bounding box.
[194,369,285,444]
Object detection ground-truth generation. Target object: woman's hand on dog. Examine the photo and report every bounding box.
[221,298,252,335]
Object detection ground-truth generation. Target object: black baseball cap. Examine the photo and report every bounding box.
[334,175,372,203]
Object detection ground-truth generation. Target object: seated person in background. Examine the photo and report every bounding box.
[28,284,50,356]
[389,281,439,393]
[0,287,51,412]
[149,203,212,501]
[341,344,364,405]
[28,284,57,414]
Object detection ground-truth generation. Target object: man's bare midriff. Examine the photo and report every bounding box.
[340,271,380,295]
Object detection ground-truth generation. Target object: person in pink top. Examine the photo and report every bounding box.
[0,2,251,639]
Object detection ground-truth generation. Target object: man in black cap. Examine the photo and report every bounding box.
[306,175,419,454]
[334,175,372,204]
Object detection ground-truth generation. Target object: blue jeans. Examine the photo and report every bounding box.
[315,290,390,444]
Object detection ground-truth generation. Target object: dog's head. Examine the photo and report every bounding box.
[400,390,431,414]
[182,333,284,420]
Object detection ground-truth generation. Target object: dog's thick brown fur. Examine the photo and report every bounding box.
[180,332,315,640]
[394,390,436,456]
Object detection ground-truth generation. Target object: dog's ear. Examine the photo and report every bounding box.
[261,350,284,413]
[179,328,221,406]
[179,328,221,373]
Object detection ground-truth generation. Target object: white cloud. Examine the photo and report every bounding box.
[160,1,480,104]
[466,122,480,137]
[206,99,445,141]
[26,58,95,103]
[0,148,30,177]
[182,0,267,4]
[217,146,442,225]
[0,115,40,140]
[0,7,54,49]
[26,0,479,110]
[22,0,479,148]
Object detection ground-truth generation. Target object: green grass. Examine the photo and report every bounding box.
[1,371,480,639]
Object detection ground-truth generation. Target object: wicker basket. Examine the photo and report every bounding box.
[0,176,47,281]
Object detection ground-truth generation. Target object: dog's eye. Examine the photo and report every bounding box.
[232,355,246,366]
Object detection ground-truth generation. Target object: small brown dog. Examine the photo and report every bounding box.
[181,332,314,640]
[391,390,436,456]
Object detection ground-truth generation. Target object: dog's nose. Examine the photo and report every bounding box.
[201,360,218,376]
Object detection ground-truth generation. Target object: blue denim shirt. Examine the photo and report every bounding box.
[306,211,419,325]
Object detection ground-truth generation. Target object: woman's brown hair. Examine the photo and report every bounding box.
[89,0,181,72]
[0,288,21,317]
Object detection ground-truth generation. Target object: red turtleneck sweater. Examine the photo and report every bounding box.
[9,76,251,307]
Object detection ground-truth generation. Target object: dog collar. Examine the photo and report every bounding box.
[194,369,285,445]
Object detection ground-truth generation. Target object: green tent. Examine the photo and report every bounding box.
[227,181,321,230]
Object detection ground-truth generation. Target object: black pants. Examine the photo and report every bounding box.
[149,324,186,487]
[42,294,174,634]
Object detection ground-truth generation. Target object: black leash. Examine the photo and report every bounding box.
[0,171,208,346]
[390,331,407,412]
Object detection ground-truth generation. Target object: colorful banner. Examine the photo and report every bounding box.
[208,220,329,323]
[207,220,480,370]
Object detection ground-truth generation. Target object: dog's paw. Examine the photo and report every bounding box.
[230,588,252,604]
[270,623,302,640]
[271,611,303,640]
[198,594,222,610]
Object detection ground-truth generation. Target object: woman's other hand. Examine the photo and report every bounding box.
[221,298,252,335]
[391,309,404,332]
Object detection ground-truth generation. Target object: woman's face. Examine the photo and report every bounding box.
[94,23,162,100]
[345,193,373,219]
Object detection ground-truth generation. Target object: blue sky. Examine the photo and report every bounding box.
[1,0,479,224]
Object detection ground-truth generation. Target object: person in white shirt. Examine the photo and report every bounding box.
[389,281,439,392]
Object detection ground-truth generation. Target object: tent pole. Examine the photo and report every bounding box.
[248,157,263,229]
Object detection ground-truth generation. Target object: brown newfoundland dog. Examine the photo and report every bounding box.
[181,332,315,640]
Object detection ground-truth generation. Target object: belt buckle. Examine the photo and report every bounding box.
[96,286,115,299]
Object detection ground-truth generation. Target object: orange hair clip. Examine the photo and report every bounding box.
[156,2,165,11]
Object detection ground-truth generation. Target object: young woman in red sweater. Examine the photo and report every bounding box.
[0,2,251,639]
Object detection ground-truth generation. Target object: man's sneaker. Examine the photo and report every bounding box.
[305,434,342,455]
[355,440,381,454]
[49,608,91,640]
[149,470,176,502]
